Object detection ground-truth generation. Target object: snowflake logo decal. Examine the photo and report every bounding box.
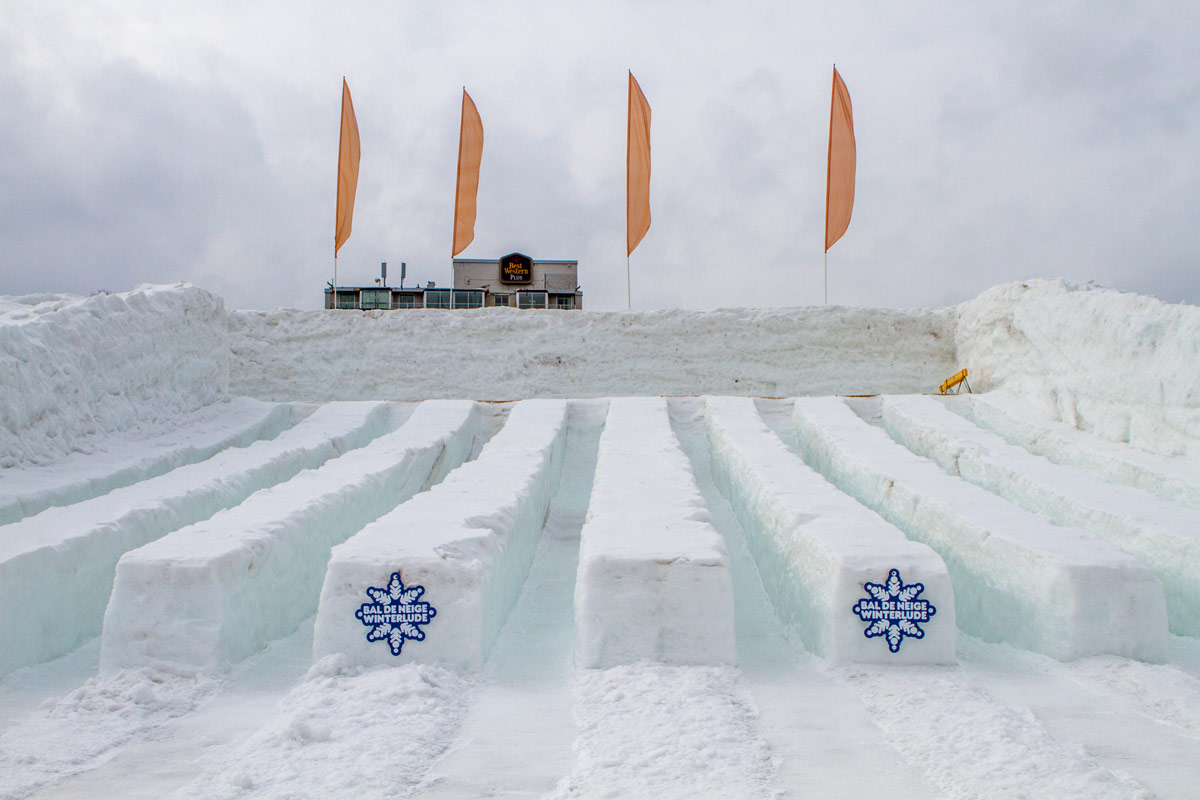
[355,572,437,656]
[851,568,936,653]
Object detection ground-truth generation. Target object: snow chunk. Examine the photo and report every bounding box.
[704,396,955,664]
[792,397,1168,662]
[0,401,395,678]
[575,397,735,668]
[313,399,570,669]
[100,401,477,673]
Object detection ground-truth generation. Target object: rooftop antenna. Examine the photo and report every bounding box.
[381,261,387,288]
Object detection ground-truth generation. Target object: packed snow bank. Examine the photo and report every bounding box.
[959,390,1200,511]
[0,402,396,678]
[704,396,955,664]
[882,394,1200,637]
[0,397,292,526]
[956,280,1200,458]
[575,397,735,668]
[100,401,477,673]
[228,304,957,401]
[792,397,1168,662]
[0,284,230,468]
[314,399,569,669]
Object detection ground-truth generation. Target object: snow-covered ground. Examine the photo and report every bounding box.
[1,281,1199,799]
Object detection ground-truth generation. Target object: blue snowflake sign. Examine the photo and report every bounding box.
[355,572,437,656]
[851,568,936,653]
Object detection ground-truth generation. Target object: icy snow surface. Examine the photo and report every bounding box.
[2,280,1200,799]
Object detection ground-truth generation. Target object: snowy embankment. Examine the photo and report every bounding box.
[956,280,1200,457]
[574,397,735,668]
[0,284,230,468]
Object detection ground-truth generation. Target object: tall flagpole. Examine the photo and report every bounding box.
[823,63,835,307]
[626,256,631,309]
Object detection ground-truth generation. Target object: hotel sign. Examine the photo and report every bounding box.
[500,253,533,284]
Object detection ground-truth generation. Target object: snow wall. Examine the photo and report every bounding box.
[0,284,229,468]
[227,303,958,401]
[957,280,1200,457]
[1,279,1196,467]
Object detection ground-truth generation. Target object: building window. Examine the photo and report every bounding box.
[361,290,389,310]
[425,289,451,309]
[452,290,483,309]
[517,292,548,309]
[336,291,358,309]
[493,294,510,307]
[555,295,576,310]
[393,293,422,308]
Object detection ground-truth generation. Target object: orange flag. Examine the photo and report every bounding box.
[627,71,652,256]
[334,78,361,257]
[824,66,856,252]
[452,89,484,257]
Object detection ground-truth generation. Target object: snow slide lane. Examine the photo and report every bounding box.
[100,400,479,673]
[703,395,955,664]
[0,397,294,526]
[314,398,569,669]
[958,390,1200,511]
[882,394,1200,637]
[790,396,1167,662]
[0,401,398,678]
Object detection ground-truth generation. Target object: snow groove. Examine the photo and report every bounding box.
[882,394,1200,637]
[0,401,399,678]
[99,400,479,673]
[790,396,1168,662]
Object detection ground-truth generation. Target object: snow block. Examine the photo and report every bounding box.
[883,394,1200,638]
[792,397,1168,662]
[100,401,478,672]
[0,398,294,526]
[704,396,955,664]
[313,399,569,669]
[960,391,1200,512]
[0,401,396,678]
[575,398,735,668]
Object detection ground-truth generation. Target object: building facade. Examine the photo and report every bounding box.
[324,253,582,310]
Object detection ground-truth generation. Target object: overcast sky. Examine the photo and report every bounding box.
[1,1,1197,311]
